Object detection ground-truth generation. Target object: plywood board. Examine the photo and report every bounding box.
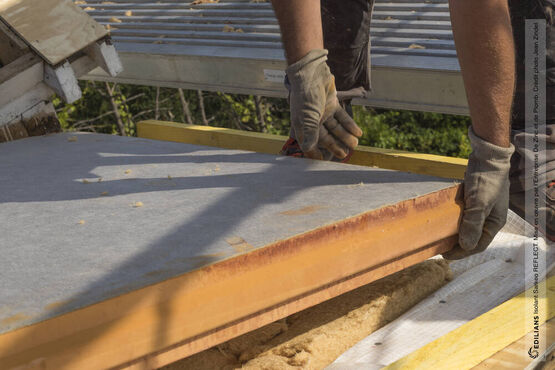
[0,0,107,65]
[0,133,462,369]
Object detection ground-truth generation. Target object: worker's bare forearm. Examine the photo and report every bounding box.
[450,0,515,148]
[270,0,323,65]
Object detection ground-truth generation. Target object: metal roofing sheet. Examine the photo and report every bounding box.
[78,0,467,115]
[79,0,457,62]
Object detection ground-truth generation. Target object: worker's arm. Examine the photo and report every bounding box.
[272,0,323,65]
[272,0,515,258]
[449,0,514,147]
[271,0,362,160]
[443,0,516,259]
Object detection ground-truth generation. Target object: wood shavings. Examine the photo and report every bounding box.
[132,201,143,208]
[124,169,132,174]
[191,0,219,4]
[225,236,254,253]
[74,1,87,4]
[205,165,221,175]
[279,205,324,216]
[109,17,122,23]
[223,25,244,33]
[78,220,85,225]
[348,182,365,188]
[124,10,133,16]
[83,6,94,11]
[67,136,78,142]
[409,44,426,49]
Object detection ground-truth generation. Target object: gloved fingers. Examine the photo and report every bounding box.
[299,119,323,159]
[318,125,349,159]
[324,117,359,150]
[295,116,321,157]
[474,188,509,252]
[334,108,363,138]
[446,208,507,261]
[458,184,508,253]
[472,224,498,255]
[337,87,367,102]
[458,205,488,251]
[318,147,336,161]
[304,147,324,160]
[292,122,322,160]
[442,244,475,260]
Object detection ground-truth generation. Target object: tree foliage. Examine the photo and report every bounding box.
[53,81,471,159]
[354,107,471,158]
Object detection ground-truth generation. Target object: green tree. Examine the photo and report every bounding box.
[54,82,471,159]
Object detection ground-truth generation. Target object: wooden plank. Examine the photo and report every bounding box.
[0,133,462,369]
[385,274,555,370]
[84,40,123,77]
[0,19,28,65]
[0,84,53,127]
[137,120,468,179]
[0,101,60,143]
[0,53,43,107]
[0,0,107,65]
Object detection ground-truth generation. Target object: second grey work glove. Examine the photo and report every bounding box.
[286,49,363,160]
[444,127,515,260]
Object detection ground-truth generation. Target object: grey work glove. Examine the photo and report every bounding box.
[443,127,515,260]
[286,49,363,160]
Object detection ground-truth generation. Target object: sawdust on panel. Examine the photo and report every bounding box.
[163,259,452,370]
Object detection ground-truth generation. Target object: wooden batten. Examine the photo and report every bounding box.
[137,120,468,180]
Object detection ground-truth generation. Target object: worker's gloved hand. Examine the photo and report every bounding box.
[286,49,363,160]
[443,127,515,260]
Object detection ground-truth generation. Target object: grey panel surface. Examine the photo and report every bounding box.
[0,133,453,334]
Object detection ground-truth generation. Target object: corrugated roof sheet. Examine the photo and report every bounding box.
[79,0,456,61]
[78,0,467,114]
